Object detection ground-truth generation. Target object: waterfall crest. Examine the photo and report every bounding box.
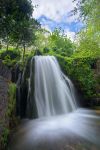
[28,56,77,118]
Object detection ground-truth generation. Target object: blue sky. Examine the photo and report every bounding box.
[32,0,83,41]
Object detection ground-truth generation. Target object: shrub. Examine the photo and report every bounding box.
[56,54,99,100]
[0,49,21,67]
[0,49,20,60]
[7,83,16,118]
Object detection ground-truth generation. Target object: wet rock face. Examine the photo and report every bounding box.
[0,76,9,149]
[16,56,38,119]
[0,59,11,80]
[11,64,22,83]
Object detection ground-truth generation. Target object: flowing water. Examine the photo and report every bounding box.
[27,56,77,118]
[10,56,100,150]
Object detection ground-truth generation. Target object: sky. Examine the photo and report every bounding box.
[32,0,83,41]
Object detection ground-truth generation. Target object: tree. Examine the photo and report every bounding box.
[73,0,100,56]
[73,0,99,21]
[76,27,100,57]
[34,28,75,57]
[0,0,38,54]
[0,0,16,50]
[48,29,75,56]
[12,18,40,60]
[34,28,51,51]
[73,0,100,37]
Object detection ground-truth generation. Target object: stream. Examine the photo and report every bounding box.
[10,109,100,150]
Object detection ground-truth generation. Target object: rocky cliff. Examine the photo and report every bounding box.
[0,76,9,149]
[0,60,16,150]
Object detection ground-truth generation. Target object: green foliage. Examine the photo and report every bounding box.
[72,1,100,96]
[0,0,40,58]
[34,28,51,52]
[75,24,100,56]
[34,28,75,57]
[7,83,16,117]
[56,55,98,99]
[73,0,100,22]
[0,0,33,39]
[0,49,21,67]
[73,0,100,56]
[1,128,9,148]
[48,29,75,56]
[0,49,20,60]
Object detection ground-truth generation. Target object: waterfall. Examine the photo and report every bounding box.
[10,55,100,150]
[27,56,77,118]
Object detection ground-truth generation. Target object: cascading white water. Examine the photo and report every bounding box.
[28,56,77,118]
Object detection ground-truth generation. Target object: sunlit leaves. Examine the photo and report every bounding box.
[34,28,75,57]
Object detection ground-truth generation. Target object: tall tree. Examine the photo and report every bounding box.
[0,0,16,50]
[12,18,40,60]
[0,0,39,55]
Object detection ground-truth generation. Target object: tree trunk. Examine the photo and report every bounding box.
[6,44,9,51]
[6,35,9,51]
[23,44,26,62]
[16,44,19,49]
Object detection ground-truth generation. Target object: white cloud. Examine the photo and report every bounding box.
[32,0,80,42]
[41,24,75,42]
[32,0,77,23]
[64,29,76,41]
[41,24,51,33]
